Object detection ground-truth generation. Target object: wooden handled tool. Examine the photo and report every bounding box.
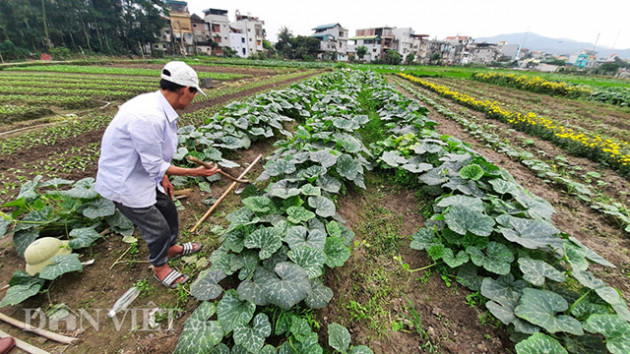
[186,156,250,183]
[190,154,262,233]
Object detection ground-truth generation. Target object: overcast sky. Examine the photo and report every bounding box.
[185,0,630,49]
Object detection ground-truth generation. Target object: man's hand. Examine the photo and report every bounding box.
[161,175,174,199]
[192,164,221,177]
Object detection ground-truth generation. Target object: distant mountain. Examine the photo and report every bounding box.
[475,32,630,59]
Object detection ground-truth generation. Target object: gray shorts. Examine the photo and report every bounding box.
[114,190,179,267]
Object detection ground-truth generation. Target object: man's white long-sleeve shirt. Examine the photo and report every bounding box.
[95,90,178,208]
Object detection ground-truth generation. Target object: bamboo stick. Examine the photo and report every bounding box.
[0,312,76,345]
[190,154,262,233]
[0,329,50,354]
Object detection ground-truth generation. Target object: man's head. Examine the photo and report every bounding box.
[160,61,206,109]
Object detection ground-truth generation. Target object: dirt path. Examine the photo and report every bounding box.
[390,78,630,308]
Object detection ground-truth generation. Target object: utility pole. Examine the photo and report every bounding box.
[592,33,600,52]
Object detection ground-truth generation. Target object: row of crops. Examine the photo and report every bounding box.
[399,73,630,179]
[392,77,630,234]
[177,71,630,353]
[1,70,628,353]
[472,72,630,108]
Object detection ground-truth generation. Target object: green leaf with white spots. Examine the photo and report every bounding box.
[190,269,226,301]
[233,313,272,353]
[317,175,342,194]
[242,196,274,213]
[498,216,562,251]
[514,288,583,335]
[288,246,326,279]
[436,195,484,213]
[217,290,256,333]
[336,154,362,181]
[310,149,339,169]
[68,227,102,249]
[299,184,321,197]
[584,314,630,354]
[0,273,45,308]
[82,198,116,218]
[460,164,484,180]
[260,262,311,310]
[515,332,567,354]
[308,196,336,218]
[328,323,351,353]
[39,254,83,280]
[466,242,514,275]
[287,206,316,224]
[174,302,224,354]
[518,258,566,286]
[284,227,326,250]
[445,205,495,236]
[442,248,469,268]
[324,237,350,268]
[244,227,282,260]
[306,281,334,309]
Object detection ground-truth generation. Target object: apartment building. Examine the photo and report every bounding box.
[203,8,230,55]
[230,11,266,58]
[312,23,349,61]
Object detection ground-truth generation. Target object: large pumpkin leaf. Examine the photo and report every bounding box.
[518,258,566,286]
[497,215,562,250]
[328,323,351,353]
[82,198,116,219]
[242,196,274,214]
[173,302,224,354]
[288,246,326,279]
[265,159,296,177]
[61,178,98,199]
[481,275,527,325]
[444,205,495,236]
[309,149,339,169]
[380,151,406,168]
[584,314,630,354]
[569,237,615,268]
[233,313,272,353]
[0,273,45,308]
[300,184,322,197]
[514,288,584,335]
[593,287,630,322]
[436,195,484,213]
[39,254,83,280]
[284,227,326,250]
[466,242,514,275]
[308,196,336,218]
[317,175,342,194]
[217,289,256,333]
[442,248,469,268]
[306,281,334,309]
[286,206,316,224]
[236,267,273,306]
[190,269,226,301]
[244,227,282,260]
[260,262,311,310]
[68,227,102,249]
[515,332,568,354]
[324,237,350,268]
[336,154,362,181]
[460,164,485,180]
[410,228,436,251]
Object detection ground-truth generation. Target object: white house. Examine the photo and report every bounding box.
[231,10,266,57]
[203,8,230,55]
[312,23,349,61]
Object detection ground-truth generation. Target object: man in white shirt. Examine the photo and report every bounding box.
[95,61,220,288]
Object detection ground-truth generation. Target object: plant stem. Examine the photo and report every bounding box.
[569,289,592,314]
[110,245,133,270]
[408,262,439,273]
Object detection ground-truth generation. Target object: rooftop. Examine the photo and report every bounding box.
[313,23,341,31]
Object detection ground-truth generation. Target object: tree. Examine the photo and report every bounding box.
[275,26,293,58]
[385,49,402,65]
[405,53,415,65]
[355,45,367,61]
[222,47,237,58]
[292,36,321,61]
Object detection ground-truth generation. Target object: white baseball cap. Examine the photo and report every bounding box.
[160,61,206,96]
